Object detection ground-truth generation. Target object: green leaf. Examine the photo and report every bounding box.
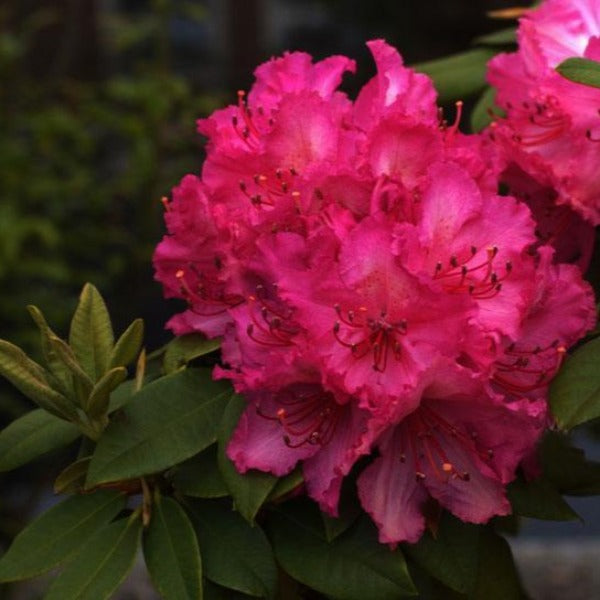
[171,445,228,498]
[44,515,142,600]
[203,580,255,599]
[267,468,303,502]
[507,475,579,521]
[470,87,501,132]
[0,490,126,581]
[86,369,232,487]
[48,334,94,402]
[217,394,277,523]
[557,57,600,89]
[549,336,600,429]
[27,304,72,394]
[164,334,222,374]
[54,457,92,494]
[0,409,79,472]
[472,528,526,600]
[109,319,144,369]
[413,49,496,103]
[404,513,488,596]
[539,431,600,496]
[187,499,278,599]
[144,496,202,600]
[269,501,417,600]
[473,27,516,46]
[0,340,77,420]
[86,366,128,419]
[69,283,115,381]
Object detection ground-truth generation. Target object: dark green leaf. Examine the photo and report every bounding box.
[144,496,202,600]
[472,528,526,600]
[0,340,77,420]
[473,27,516,46]
[549,336,600,429]
[86,369,232,487]
[0,409,79,472]
[539,431,600,496]
[164,334,221,374]
[171,445,228,499]
[109,318,144,369]
[269,501,416,600]
[203,580,255,600]
[69,283,115,381]
[187,499,278,599]
[54,457,92,493]
[403,513,479,596]
[48,334,94,402]
[86,366,127,419]
[557,57,600,89]
[218,394,277,523]
[44,515,142,600]
[267,468,303,502]
[27,305,72,395]
[0,490,126,581]
[507,476,579,521]
[413,49,496,103]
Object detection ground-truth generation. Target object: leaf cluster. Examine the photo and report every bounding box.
[0,284,599,599]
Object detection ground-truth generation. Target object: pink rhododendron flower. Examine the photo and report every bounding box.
[154,39,597,544]
[487,0,600,225]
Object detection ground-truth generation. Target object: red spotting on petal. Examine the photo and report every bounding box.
[366,119,443,190]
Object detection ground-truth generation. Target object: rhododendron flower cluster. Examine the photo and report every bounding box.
[154,40,596,544]
[487,0,600,237]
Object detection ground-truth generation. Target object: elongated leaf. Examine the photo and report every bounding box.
[0,490,126,581]
[27,305,72,394]
[171,445,228,498]
[86,369,232,486]
[0,340,76,420]
[164,334,221,374]
[86,366,127,418]
[473,27,516,46]
[109,318,144,368]
[404,514,481,595]
[413,49,496,103]
[187,499,278,599]
[539,431,600,496]
[269,501,417,600]
[144,497,202,600]
[557,57,600,89]
[0,409,79,472]
[44,515,142,600]
[549,336,600,429]
[472,528,526,600]
[507,476,579,521]
[54,457,92,493]
[267,468,303,502]
[69,283,114,381]
[218,394,277,523]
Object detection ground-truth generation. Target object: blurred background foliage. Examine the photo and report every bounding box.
[0,0,537,575]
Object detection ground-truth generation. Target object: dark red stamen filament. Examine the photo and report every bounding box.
[256,387,343,447]
[333,305,408,372]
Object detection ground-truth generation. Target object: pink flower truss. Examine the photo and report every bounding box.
[487,0,600,226]
[154,39,597,544]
